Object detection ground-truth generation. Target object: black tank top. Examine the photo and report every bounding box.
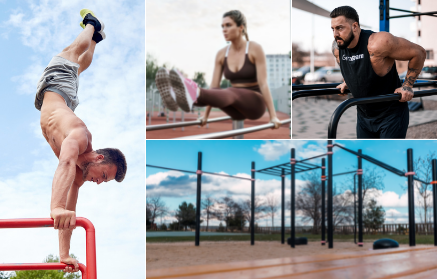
[339,29,406,117]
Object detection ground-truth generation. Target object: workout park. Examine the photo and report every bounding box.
[146,140,437,278]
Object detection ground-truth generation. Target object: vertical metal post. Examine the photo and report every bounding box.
[379,0,390,32]
[354,174,357,244]
[327,140,333,248]
[290,148,296,248]
[358,150,363,247]
[321,158,326,245]
[281,168,285,244]
[432,159,437,246]
[407,148,416,246]
[251,161,255,245]
[232,120,244,139]
[195,152,202,246]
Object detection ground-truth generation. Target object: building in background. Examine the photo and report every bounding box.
[413,0,437,66]
[266,54,291,90]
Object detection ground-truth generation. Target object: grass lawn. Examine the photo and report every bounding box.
[147,233,436,245]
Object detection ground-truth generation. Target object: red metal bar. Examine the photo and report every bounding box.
[0,217,96,279]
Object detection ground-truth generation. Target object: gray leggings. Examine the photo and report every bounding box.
[195,86,265,120]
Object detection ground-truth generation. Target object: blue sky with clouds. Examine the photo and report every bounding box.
[0,1,144,278]
[147,140,437,227]
[293,0,419,53]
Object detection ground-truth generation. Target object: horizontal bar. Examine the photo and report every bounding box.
[0,263,86,278]
[292,83,341,90]
[334,144,429,184]
[390,7,437,18]
[298,153,327,163]
[146,164,197,174]
[146,116,231,131]
[295,166,322,173]
[329,170,357,177]
[201,171,252,181]
[292,88,348,101]
[175,119,291,139]
[390,10,437,19]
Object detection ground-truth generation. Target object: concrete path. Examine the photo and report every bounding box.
[292,98,437,139]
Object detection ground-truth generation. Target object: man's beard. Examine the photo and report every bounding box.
[81,162,97,180]
[336,30,355,49]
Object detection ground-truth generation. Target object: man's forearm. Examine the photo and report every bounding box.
[51,160,77,210]
[59,229,73,259]
[403,55,425,90]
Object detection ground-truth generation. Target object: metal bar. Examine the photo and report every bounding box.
[195,152,202,246]
[0,218,96,279]
[295,166,322,173]
[354,174,357,245]
[0,263,87,279]
[281,169,285,244]
[380,0,389,32]
[146,164,197,174]
[290,148,296,248]
[201,171,253,181]
[146,116,231,131]
[292,83,341,91]
[296,160,321,168]
[298,153,327,163]
[256,163,290,172]
[333,144,429,184]
[433,159,437,246]
[328,170,357,177]
[175,119,291,139]
[292,88,348,101]
[328,89,437,139]
[390,7,437,18]
[328,140,333,249]
[358,150,363,247]
[257,170,285,177]
[251,162,255,246]
[321,158,326,246]
[407,149,416,246]
[232,120,244,139]
[389,10,437,19]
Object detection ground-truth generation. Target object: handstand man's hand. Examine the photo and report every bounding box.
[51,208,76,230]
[61,256,79,273]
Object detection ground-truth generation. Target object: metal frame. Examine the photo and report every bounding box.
[0,218,96,279]
[146,116,231,131]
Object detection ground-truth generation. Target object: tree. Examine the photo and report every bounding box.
[212,196,236,230]
[265,194,280,227]
[192,72,208,88]
[241,196,265,230]
[146,195,168,227]
[11,255,80,279]
[292,43,308,66]
[363,199,385,232]
[414,151,436,230]
[0,272,11,279]
[175,201,197,230]
[227,205,246,231]
[201,194,216,231]
[294,171,322,233]
[220,79,231,88]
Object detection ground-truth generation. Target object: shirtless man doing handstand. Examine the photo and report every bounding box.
[35,9,127,272]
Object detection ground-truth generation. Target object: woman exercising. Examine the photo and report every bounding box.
[155,10,281,128]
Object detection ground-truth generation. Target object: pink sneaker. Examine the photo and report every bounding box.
[155,68,178,111]
[169,69,198,112]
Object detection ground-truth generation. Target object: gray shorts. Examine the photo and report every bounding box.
[35,56,80,111]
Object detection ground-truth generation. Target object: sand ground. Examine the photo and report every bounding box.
[146,240,415,270]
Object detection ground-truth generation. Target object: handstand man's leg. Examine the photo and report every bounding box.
[77,41,97,75]
[58,25,95,65]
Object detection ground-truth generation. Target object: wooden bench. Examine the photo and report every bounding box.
[147,246,437,278]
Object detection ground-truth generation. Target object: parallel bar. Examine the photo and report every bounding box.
[358,150,363,247]
[0,218,96,279]
[321,158,326,246]
[328,140,333,248]
[328,89,437,139]
[146,164,197,174]
[328,170,357,177]
[389,10,437,19]
[0,263,87,279]
[281,169,285,244]
[292,88,348,101]
[175,119,291,139]
[251,162,255,246]
[195,152,202,246]
[292,83,341,90]
[295,166,322,173]
[146,116,231,131]
[298,153,327,163]
[407,149,416,247]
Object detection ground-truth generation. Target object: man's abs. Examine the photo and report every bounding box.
[40,92,91,157]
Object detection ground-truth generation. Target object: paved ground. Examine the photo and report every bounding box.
[293,95,437,139]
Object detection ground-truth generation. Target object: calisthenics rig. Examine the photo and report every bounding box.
[147,141,437,249]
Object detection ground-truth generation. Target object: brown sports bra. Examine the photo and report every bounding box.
[223,42,257,84]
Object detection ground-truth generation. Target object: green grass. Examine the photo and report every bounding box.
[146,233,437,245]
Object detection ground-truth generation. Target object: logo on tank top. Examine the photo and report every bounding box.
[342,54,364,62]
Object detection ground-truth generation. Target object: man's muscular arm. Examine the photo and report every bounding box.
[332,40,348,95]
[59,172,82,273]
[369,32,426,102]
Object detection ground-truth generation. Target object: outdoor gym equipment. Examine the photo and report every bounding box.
[292,80,437,138]
[0,217,96,279]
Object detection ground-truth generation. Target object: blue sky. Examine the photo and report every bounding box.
[0,1,144,278]
[147,140,437,226]
[293,0,418,53]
